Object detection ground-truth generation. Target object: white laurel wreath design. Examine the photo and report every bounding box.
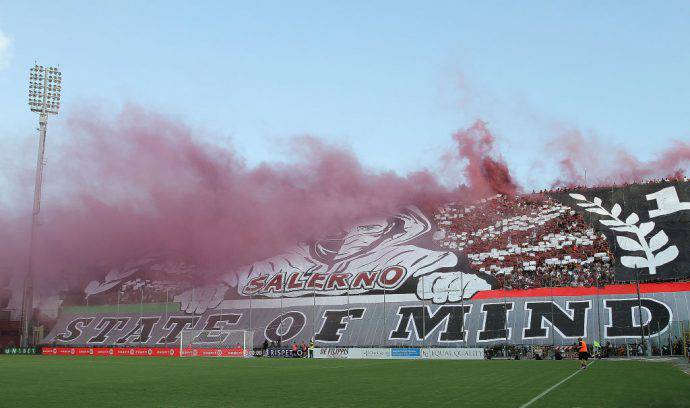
[569,193,679,275]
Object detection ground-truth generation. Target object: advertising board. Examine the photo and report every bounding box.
[420,348,484,360]
[314,347,484,360]
[41,347,244,357]
[266,348,304,358]
[314,347,390,359]
[390,348,421,358]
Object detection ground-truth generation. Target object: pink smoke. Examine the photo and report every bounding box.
[450,120,518,198]
[0,106,517,285]
[549,128,690,187]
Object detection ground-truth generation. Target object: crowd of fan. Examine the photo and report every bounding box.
[434,194,617,289]
[80,179,685,300]
[542,174,688,194]
[86,278,184,305]
[489,337,688,360]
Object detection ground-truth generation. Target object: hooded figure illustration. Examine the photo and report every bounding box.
[175,207,490,313]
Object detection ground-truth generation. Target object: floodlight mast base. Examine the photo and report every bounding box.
[20,113,48,348]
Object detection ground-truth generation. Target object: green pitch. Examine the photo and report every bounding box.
[1,357,689,407]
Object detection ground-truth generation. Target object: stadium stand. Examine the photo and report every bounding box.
[434,194,616,289]
[0,272,20,348]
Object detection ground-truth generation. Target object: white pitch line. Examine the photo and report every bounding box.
[519,361,595,408]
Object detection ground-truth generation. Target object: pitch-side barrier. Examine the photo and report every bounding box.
[41,347,245,357]
[38,346,485,360]
[314,347,485,360]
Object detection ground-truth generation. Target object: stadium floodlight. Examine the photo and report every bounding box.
[20,63,62,348]
[28,64,62,115]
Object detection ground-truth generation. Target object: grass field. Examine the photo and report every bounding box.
[1,357,689,407]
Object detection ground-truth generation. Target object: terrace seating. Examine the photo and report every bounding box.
[434,194,616,289]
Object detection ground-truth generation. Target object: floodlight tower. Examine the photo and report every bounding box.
[20,64,62,347]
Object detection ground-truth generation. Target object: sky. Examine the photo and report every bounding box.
[1,1,689,191]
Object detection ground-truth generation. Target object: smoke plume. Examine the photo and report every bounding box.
[0,107,515,284]
[450,120,518,198]
[549,128,690,186]
[1,103,687,289]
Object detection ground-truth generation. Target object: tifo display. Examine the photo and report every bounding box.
[3,181,689,351]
